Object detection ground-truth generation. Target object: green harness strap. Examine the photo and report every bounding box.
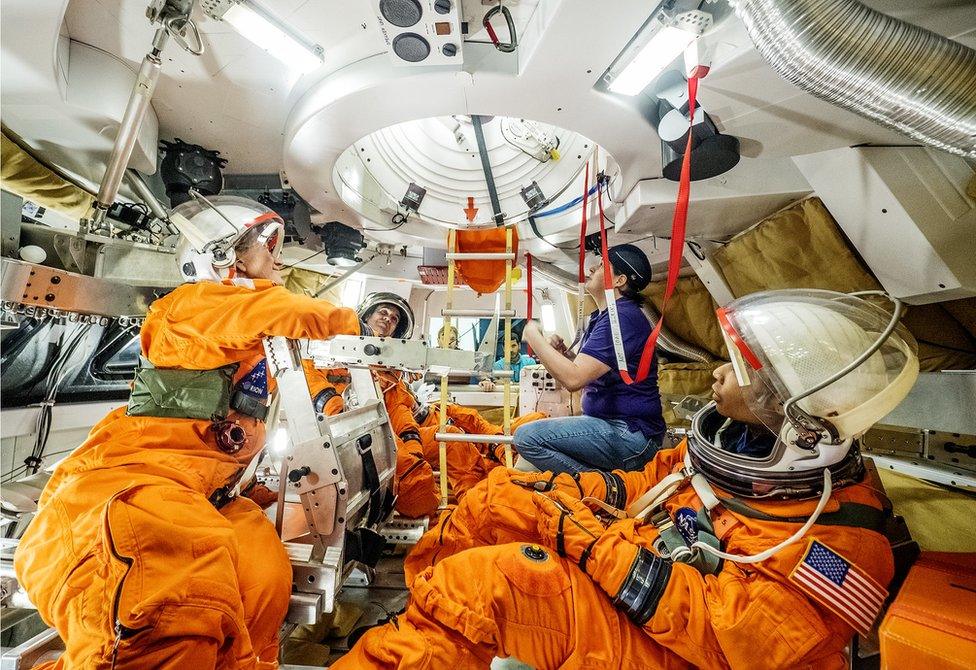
[649,495,887,577]
[650,507,723,576]
[716,497,887,533]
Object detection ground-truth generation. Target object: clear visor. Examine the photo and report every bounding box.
[718,289,918,441]
[244,215,285,260]
[171,195,284,256]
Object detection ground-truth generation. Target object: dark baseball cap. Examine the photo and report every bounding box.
[608,244,652,291]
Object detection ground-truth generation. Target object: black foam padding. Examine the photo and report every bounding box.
[393,33,431,62]
[663,134,741,182]
[380,0,423,27]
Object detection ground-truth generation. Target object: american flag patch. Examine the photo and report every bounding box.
[789,539,888,635]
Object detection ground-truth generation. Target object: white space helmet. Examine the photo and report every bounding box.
[358,292,414,339]
[171,195,284,282]
[688,289,919,498]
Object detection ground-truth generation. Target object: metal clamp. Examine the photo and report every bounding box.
[163,15,204,55]
[483,4,518,53]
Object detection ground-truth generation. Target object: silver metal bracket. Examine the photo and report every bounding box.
[376,516,430,545]
[305,335,491,375]
[264,335,398,622]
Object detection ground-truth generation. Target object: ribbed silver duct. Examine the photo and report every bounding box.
[641,304,714,364]
[729,0,976,157]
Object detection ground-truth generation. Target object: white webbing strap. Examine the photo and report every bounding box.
[603,286,632,377]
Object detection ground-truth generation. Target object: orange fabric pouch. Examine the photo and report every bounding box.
[880,552,976,669]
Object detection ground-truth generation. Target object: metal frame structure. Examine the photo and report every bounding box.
[1,258,161,318]
[269,334,492,622]
[263,336,397,622]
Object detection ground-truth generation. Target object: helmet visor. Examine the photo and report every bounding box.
[173,195,284,257]
[718,289,918,441]
[245,212,284,259]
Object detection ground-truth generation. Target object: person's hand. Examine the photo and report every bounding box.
[532,490,607,567]
[548,333,568,355]
[479,378,496,392]
[521,321,542,343]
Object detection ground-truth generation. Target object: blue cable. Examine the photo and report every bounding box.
[533,183,602,218]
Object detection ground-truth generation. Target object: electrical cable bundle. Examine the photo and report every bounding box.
[4,322,95,483]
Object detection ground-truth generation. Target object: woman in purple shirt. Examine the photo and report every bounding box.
[519,244,666,473]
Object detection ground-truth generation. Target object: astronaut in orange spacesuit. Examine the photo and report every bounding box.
[357,293,490,515]
[14,196,361,670]
[337,289,919,669]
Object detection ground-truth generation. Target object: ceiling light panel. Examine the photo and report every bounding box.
[604,9,712,96]
[200,0,325,73]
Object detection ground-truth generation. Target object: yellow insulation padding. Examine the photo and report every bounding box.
[901,302,976,370]
[650,197,975,371]
[877,469,976,552]
[712,198,880,295]
[644,276,728,360]
[281,266,343,304]
[1,131,94,220]
[657,361,724,426]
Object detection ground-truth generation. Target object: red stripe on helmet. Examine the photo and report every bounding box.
[248,211,283,227]
[716,307,763,370]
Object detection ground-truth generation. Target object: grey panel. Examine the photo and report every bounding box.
[1,190,23,257]
[880,372,976,435]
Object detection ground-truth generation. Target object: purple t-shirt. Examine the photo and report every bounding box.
[579,298,665,440]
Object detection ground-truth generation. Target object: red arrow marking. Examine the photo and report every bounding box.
[463,196,478,223]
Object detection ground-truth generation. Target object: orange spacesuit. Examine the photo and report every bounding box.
[419,401,546,466]
[342,438,894,669]
[14,279,360,670]
[375,370,489,513]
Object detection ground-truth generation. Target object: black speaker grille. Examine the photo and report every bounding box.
[392,33,431,62]
[380,0,423,28]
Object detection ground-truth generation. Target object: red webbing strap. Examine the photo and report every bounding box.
[484,20,500,46]
[634,73,700,382]
[526,252,533,355]
[605,74,701,385]
[597,175,613,287]
[578,161,590,283]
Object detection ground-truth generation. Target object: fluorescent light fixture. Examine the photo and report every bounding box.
[219,0,325,73]
[609,26,697,95]
[541,303,557,332]
[272,427,289,454]
[341,279,364,308]
[607,11,712,96]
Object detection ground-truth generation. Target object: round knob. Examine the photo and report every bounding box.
[288,466,311,483]
[521,544,548,562]
[363,344,381,356]
[434,0,452,15]
[442,43,458,57]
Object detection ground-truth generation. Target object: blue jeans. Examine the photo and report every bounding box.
[513,416,662,475]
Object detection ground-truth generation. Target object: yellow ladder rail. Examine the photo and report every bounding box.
[502,226,514,468]
[438,223,518,503]
[437,228,458,508]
